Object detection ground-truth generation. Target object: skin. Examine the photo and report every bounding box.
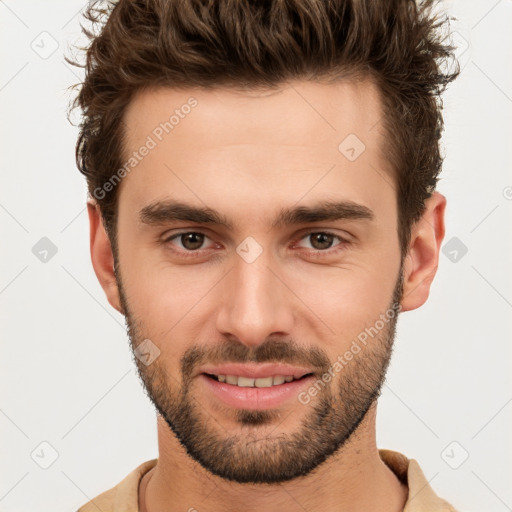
[88,79,446,512]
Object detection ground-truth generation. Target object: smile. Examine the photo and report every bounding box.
[204,373,313,388]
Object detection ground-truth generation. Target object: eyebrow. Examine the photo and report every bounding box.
[139,199,374,230]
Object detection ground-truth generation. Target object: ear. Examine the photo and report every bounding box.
[87,201,123,314]
[400,192,446,312]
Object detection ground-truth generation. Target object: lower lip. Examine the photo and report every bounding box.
[199,374,315,410]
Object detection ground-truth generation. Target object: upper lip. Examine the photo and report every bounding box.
[199,363,314,379]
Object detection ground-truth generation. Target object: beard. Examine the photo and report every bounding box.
[116,263,403,484]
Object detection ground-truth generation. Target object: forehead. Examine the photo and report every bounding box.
[123,78,384,153]
[118,79,391,224]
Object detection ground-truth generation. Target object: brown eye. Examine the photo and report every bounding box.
[178,232,205,250]
[165,232,212,252]
[294,231,348,256]
[309,232,336,250]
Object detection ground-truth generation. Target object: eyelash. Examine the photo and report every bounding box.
[162,230,349,259]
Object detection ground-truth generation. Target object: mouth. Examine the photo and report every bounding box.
[203,372,314,388]
[199,371,317,410]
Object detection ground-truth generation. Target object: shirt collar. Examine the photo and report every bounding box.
[96,449,457,511]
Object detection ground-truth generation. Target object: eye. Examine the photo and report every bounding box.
[165,232,216,252]
[294,231,347,253]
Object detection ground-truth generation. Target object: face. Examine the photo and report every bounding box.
[111,79,406,483]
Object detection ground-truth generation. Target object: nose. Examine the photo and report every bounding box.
[215,251,295,349]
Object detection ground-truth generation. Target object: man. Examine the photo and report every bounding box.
[70,0,460,510]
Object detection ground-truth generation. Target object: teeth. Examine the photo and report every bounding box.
[237,376,255,387]
[213,374,303,387]
[226,375,238,385]
[255,377,273,388]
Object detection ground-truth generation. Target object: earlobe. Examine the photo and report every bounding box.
[87,201,123,314]
[400,192,446,312]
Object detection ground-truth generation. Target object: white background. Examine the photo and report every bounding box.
[0,1,511,511]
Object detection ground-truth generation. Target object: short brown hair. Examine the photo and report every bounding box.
[67,0,459,257]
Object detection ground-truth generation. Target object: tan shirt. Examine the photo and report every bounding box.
[77,449,458,511]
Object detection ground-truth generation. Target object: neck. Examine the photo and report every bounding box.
[140,403,408,512]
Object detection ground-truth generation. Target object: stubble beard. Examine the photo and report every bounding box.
[116,262,403,484]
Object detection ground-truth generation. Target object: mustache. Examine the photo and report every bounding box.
[180,338,331,379]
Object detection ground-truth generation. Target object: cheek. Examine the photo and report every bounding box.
[120,245,223,345]
[129,269,214,320]
[287,257,400,342]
